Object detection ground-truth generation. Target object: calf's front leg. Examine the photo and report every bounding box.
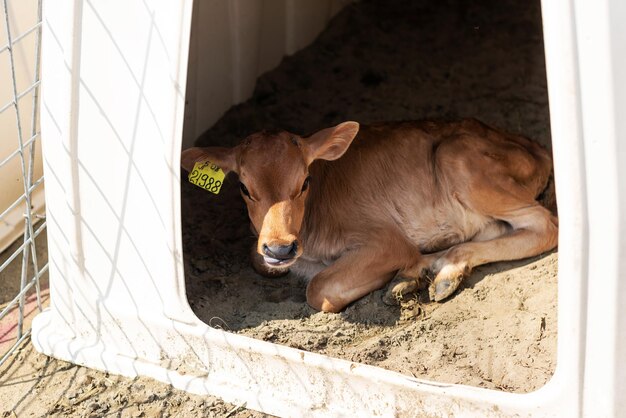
[306,242,420,312]
[382,252,440,305]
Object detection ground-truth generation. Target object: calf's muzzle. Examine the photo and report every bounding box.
[262,241,299,265]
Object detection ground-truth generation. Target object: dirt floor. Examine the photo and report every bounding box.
[184,0,557,395]
[1,0,556,416]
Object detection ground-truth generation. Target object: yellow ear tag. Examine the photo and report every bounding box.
[188,161,225,194]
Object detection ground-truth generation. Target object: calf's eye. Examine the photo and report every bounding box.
[240,182,251,198]
[301,176,311,193]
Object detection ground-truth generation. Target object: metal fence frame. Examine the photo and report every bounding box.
[0,0,46,366]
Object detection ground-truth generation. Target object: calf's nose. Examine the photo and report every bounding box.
[263,241,298,260]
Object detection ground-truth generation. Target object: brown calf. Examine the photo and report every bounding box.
[181,119,558,313]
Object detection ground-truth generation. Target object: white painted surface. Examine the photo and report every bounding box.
[574,0,626,415]
[31,0,626,416]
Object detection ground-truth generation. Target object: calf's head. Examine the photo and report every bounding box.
[181,121,360,269]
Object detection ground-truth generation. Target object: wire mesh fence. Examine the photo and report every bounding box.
[0,0,46,366]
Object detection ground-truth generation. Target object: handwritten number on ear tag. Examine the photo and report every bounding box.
[188,161,225,194]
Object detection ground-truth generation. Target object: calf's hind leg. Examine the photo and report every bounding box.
[382,220,512,305]
[430,203,558,302]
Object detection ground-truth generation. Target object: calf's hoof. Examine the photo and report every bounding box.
[382,276,420,306]
[428,264,467,302]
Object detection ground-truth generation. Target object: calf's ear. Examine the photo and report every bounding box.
[303,121,360,163]
[180,146,238,174]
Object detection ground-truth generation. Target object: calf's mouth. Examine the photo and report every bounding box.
[260,240,300,268]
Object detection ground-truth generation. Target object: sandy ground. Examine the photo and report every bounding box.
[1,0,556,416]
[184,0,556,394]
